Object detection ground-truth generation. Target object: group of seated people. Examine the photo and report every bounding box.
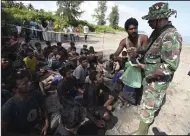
[1,32,142,135]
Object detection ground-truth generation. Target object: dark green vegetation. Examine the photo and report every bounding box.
[1,1,125,33]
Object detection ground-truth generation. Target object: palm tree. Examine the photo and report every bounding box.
[27,3,34,11]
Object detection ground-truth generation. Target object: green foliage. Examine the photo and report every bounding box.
[109,5,119,29]
[92,1,107,25]
[1,1,124,34]
[56,1,84,25]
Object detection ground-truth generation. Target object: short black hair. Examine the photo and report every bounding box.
[59,101,85,129]
[35,42,41,47]
[79,56,87,63]
[70,41,75,46]
[83,45,87,48]
[89,70,98,82]
[52,45,57,50]
[122,51,127,56]
[25,48,33,54]
[124,18,138,32]
[59,66,70,77]
[110,54,115,60]
[46,41,51,46]
[57,42,62,46]
[15,68,30,82]
[71,46,76,51]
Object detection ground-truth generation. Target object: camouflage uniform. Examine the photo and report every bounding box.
[139,3,183,124]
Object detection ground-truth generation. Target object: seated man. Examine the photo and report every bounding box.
[57,66,84,102]
[2,71,48,135]
[48,45,61,70]
[73,56,88,88]
[80,45,89,56]
[34,42,46,67]
[18,43,31,59]
[43,41,52,60]
[57,42,66,52]
[2,56,17,91]
[23,48,37,71]
[67,41,75,53]
[103,54,120,79]
[68,46,79,69]
[54,100,86,135]
[83,70,115,123]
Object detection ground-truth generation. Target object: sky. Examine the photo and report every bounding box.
[19,1,190,37]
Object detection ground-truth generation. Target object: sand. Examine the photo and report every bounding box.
[28,32,190,135]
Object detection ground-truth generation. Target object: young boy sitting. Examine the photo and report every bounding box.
[34,42,46,67]
[23,48,37,71]
[73,56,88,88]
[68,46,79,69]
[67,41,75,53]
[57,66,84,103]
[103,54,120,79]
[80,45,89,56]
[43,41,52,60]
[48,45,61,70]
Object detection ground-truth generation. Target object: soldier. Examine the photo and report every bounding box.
[131,2,182,135]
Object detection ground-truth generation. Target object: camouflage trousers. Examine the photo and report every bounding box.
[139,80,170,124]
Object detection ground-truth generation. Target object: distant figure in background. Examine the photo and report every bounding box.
[37,21,43,41]
[83,25,89,42]
[41,20,48,42]
[30,18,37,39]
[16,23,22,37]
[68,26,75,42]
[63,27,68,41]
[23,19,31,42]
[48,20,55,41]
[75,26,80,41]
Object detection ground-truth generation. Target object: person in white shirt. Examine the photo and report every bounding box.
[83,25,89,42]
[63,27,68,41]
[68,26,75,42]
[16,24,22,36]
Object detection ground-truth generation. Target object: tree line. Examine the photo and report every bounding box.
[93,1,119,29]
[1,1,123,33]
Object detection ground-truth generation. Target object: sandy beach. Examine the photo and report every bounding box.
[30,32,190,135]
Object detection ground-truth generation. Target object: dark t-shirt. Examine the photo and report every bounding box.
[83,83,111,108]
[2,90,45,133]
[57,77,78,99]
[55,124,76,136]
[2,65,16,90]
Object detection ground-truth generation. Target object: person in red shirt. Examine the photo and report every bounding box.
[75,27,80,41]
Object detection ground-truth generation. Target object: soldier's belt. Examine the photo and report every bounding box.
[146,75,173,83]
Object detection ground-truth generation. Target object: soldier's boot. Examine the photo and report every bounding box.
[130,121,150,135]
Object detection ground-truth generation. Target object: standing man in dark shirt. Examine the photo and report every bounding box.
[57,67,84,102]
[2,72,48,135]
